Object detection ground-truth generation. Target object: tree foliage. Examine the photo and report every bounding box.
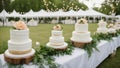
[93,0,120,15]
[0,0,88,12]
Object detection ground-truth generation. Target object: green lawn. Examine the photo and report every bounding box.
[0,23,120,68]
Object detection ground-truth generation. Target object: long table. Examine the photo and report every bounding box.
[0,36,120,68]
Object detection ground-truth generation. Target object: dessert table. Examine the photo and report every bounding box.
[0,36,120,68]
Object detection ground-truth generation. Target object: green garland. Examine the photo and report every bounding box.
[33,41,74,68]
[2,30,120,68]
[83,35,99,57]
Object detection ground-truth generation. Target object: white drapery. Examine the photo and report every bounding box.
[0,36,120,68]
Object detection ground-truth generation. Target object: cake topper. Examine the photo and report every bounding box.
[77,18,87,24]
[13,21,27,30]
[53,24,63,31]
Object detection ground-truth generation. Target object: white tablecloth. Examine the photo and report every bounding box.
[0,36,120,68]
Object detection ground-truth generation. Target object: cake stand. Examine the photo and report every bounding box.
[46,42,68,50]
[4,49,35,64]
[71,38,92,48]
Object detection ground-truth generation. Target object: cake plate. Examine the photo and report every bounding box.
[71,38,92,48]
[4,49,35,64]
[46,42,68,50]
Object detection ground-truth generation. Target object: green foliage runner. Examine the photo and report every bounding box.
[1,30,120,68]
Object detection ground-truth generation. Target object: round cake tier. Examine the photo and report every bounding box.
[46,42,68,49]
[10,29,29,42]
[97,28,108,33]
[108,28,116,33]
[8,39,32,55]
[49,37,64,46]
[98,23,107,27]
[4,49,35,64]
[51,30,62,37]
[75,23,88,32]
[71,31,92,42]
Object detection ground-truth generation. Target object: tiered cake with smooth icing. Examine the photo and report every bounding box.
[4,21,35,64]
[114,22,120,30]
[107,24,116,33]
[47,24,68,49]
[97,20,108,33]
[71,18,92,43]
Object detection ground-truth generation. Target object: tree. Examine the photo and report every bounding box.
[0,0,11,12]
[94,0,120,15]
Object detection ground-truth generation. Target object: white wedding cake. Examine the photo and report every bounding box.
[71,18,92,43]
[107,24,116,33]
[47,24,68,49]
[8,29,32,54]
[97,20,108,33]
[4,21,35,64]
[114,22,120,30]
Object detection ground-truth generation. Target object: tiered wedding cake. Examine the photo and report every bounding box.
[4,21,35,64]
[47,24,68,49]
[114,22,120,30]
[97,20,108,33]
[71,18,92,47]
[107,24,116,33]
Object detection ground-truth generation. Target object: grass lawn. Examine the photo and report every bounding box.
[0,23,120,68]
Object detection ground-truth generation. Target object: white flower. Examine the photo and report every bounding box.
[53,24,62,31]
[36,42,40,46]
[77,18,87,24]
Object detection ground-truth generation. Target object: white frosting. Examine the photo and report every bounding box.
[8,29,32,53]
[75,23,88,32]
[49,37,64,45]
[71,22,92,42]
[10,29,29,42]
[97,28,108,33]
[8,39,32,51]
[4,49,35,59]
[48,30,65,46]
[108,28,116,33]
[51,30,62,37]
[97,20,108,33]
[46,42,68,49]
[71,31,92,42]
[114,23,120,30]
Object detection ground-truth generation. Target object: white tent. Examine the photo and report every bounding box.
[22,9,36,18]
[65,10,78,17]
[51,9,66,17]
[36,9,50,17]
[84,9,107,17]
[0,9,9,18]
[77,9,86,17]
[8,10,22,17]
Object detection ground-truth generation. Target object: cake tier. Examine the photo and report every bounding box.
[71,31,92,42]
[108,28,116,33]
[4,49,35,64]
[46,42,68,49]
[4,49,35,58]
[75,23,88,32]
[49,37,64,46]
[97,28,108,33]
[51,30,62,37]
[8,39,32,54]
[10,29,29,42]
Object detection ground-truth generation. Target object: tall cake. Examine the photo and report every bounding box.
[71,18,92,43]
[97,20,108,33]
[46,24,68,49]
[4,21,35,64]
